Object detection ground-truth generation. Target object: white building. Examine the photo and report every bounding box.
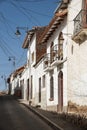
[8,0,87,113]
[30,0,87,112]
[36,0,68,112]
[67,0,87,109]
[7,66,25,98]
[22,26,47,106]
[20,67,29,100]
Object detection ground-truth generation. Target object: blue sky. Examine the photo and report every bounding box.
[0,0,60,91]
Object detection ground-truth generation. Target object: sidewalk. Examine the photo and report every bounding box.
[17,99,87,130]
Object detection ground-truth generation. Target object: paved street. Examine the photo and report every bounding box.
[19,100,87,130]
[0,95,53,130]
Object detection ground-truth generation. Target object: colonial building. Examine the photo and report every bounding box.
[22,26,47,107]
[8,0,87,113]
[67,0,87,112]
[36,0,69,112]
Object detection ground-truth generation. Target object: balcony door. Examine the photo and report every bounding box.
[58,32,64,60]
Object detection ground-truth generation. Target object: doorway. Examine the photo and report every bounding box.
[58,71,63,112]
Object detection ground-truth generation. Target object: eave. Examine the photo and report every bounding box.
[38,9,67,44]
[22,31,35,49]
[13,65,25,78]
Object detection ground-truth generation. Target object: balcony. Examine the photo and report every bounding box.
[43,53,54,72]
[72,10,87,43]
[43,45,66,71]
[51,44,65,66]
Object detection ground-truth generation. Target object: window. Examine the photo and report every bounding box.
[50,76,54,100]
[42,75,45,88]
[27,79,29,100]
[31,52,34,63]
[50,42,54,63]
[39,77,41,102]
[30,75,33,99]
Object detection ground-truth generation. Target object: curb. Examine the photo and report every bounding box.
[22,103,63,130]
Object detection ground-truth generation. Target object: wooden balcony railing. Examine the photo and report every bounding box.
[51,44,63,63]
[43,45,64,70]
[43,53,50,69]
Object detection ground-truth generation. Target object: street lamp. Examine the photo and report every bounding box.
[8,56,16,95]
[8,56,15,69]
[15,27,29,36]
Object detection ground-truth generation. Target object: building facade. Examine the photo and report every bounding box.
[8,0,87,113]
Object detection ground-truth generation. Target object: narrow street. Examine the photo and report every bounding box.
[0,95,53,130]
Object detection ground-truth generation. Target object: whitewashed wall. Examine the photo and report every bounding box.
[67,0,87,105]
[46,18,68,111]
[28,34,36,103]
[10,74,15,95]
[20,68,29,100]
[34,59,47,109]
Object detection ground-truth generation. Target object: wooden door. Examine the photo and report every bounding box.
[58,71,63,112]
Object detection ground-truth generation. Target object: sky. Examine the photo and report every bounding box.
[0,0,60,91]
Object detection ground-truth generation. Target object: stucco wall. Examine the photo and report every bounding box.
[67,0,87,106]
[46,18,68,112]
[34,59,47,109]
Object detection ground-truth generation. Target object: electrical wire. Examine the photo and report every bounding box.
[10,1,40,26]
[0,12,18,40]
[19,6,41,26]
[16,50,27,66]
[0,32,17,55]
[13,0,47,3]
[17,6,52,18]
[0,40,13,57]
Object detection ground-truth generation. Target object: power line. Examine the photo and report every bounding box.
[16,50,27,66]
[0,12,18,40]
[10,1,40,26]
[13,0,47,3]
[19,7,52,18]
[0,33,17,56]
[0,40,13,57]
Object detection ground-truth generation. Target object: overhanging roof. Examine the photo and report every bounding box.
[38,9,67,44]
[22,29,35,49]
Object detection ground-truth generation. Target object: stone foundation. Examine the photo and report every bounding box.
[68,101,87,116]
[57,112,87,129]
